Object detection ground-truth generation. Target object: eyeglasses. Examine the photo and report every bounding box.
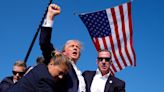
[12,71,25,76]
[97,57,111,62]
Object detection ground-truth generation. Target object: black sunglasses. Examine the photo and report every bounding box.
[12,71,25,76]
[97,57,111,62]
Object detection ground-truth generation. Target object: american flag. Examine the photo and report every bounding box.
[79,2,136,73]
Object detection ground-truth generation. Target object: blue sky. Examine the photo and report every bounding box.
[0,0,164,92]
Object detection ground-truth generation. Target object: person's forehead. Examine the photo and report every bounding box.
[98,51,111,57]
[66,41,81,47]
[54,65,65,72]
[13,66,25,71]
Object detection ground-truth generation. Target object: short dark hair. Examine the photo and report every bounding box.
[98,49,112,57]
[36,56,45,64]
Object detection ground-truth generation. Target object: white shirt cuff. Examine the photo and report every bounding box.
[42,19,54,27]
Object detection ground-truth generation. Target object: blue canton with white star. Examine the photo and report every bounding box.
[79,10,111,37]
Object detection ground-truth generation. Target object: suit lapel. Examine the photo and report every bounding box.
[88,71,96,91]
[67,63,79,92]
[104,75,115,92]
[83,71,96,92]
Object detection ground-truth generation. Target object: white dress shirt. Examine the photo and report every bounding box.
[91,69,110,92]
[71,61,86,92]
[42,19,54,27]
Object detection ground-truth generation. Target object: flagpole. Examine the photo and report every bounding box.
[24,0,53,65]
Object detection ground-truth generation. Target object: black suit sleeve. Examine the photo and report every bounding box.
[0,77,13,92]
[35,78,55,92]
[114,79,125,92]
[39,27,55,65]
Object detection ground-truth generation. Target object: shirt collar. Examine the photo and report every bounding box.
[96,69,111,78]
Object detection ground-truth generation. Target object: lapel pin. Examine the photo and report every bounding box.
[109,80,113,84]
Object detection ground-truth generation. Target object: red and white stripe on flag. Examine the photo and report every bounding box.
[79,2,136,74]
[104,2,136,73]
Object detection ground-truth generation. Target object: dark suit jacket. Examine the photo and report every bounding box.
[56,63,79,92]
[39,27,79,92]
[7,64,57,92]
[0,76,14,92]
[82,71,125,92]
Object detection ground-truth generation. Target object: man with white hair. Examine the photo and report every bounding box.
[39,4,86,92]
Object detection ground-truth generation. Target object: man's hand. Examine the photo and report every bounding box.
[47,4,61,21]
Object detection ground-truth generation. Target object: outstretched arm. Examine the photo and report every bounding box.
[39,4,61,65]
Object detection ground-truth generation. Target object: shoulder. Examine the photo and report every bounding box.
[0,76,14,91]
[0,76,13,84]
[109,75,125,86]
[26,64,50,78]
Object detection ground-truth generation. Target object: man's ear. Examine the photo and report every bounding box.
[62,51,67,56]
[63,51,70,57]
[96,59,99,65]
